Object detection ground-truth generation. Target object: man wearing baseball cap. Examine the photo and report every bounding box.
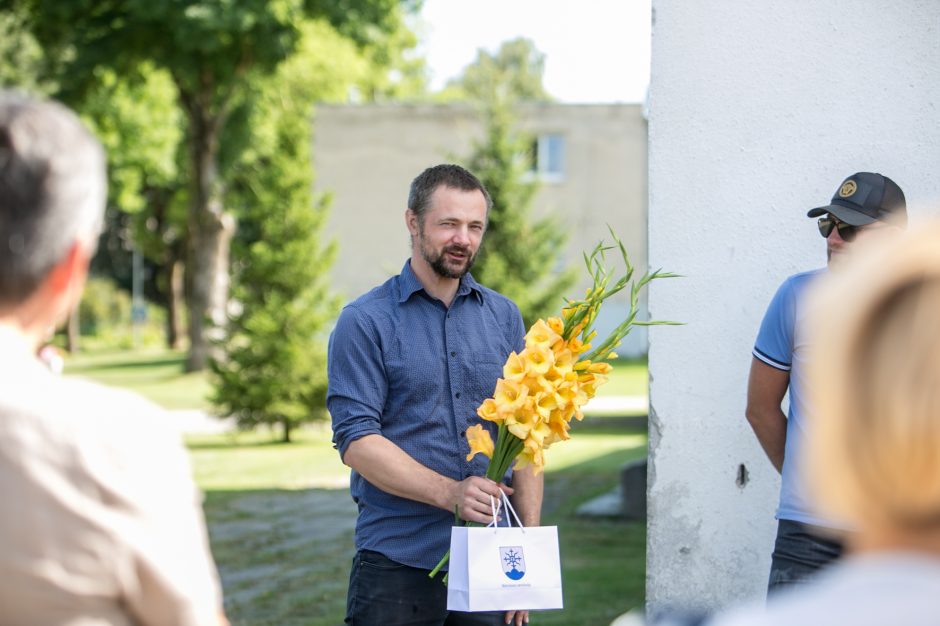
[745,172,907,594]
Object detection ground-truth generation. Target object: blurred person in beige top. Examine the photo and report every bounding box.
[0,92,227,625]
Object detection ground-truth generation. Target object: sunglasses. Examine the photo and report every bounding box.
[817,216,858,242]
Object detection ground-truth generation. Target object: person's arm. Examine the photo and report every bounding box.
[745,356,790,473]
[499,465,543,626]
[343,434,510,524]
[508,464,543,526]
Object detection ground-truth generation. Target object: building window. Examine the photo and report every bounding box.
[528,133,565,182]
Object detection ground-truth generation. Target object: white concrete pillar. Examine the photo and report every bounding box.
[647,0,940,613]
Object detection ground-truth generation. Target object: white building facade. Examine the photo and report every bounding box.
[647,0,940,613]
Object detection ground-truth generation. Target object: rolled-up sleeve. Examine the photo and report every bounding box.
[327,305,388,459]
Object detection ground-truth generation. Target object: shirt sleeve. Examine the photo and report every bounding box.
[327,305,389,458]
[753,277,796,371]
[508,303,526,352]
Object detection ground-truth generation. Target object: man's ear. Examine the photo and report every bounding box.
[46,240,91,320]
[406,209,419,237]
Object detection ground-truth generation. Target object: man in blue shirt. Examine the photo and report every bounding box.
[328,164,542,626]
[746,172,907,595]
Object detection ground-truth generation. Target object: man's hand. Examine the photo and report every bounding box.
[449,476,513,524]
[505,609,529,625]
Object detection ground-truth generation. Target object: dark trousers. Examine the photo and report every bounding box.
[767,519,845,596]
[345,549,508,626]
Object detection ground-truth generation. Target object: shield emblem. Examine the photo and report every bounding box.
[499,545,526,581]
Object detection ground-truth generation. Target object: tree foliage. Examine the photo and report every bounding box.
[8,0,419,371]
[0,8,51,94]
[210,26,344,443]
[468,103,576,328]
[447,38,573,326]
[438,37,552,104]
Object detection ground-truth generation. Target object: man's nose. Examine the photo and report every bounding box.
[452,225,471,245]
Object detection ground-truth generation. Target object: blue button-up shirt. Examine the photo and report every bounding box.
[327,260,525,570]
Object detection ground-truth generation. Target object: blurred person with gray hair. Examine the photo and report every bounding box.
[0,91,227,625]
[707,221,940,625]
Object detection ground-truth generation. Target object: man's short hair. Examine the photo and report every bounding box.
[0,92,106,306]
[407,164,493,225]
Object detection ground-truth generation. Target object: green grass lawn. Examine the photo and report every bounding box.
[186,425,647,626]
[66,348,649,625]
[63,348,213,411]
[63,348,647,415]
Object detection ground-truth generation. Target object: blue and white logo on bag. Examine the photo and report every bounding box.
[499,546,526,580]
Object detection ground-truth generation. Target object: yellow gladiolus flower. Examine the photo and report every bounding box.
[551,345,576,375]
[514,443,546,474]
[505,406,538,441]
[548,410,572,440]
[524,319,560,350]
[526,418,554,447]
[493,379,528,413]
[568,337,586,355]
[581,375,608,398]
[523,344,554,376]
[547,317,564,335]
[587,361,613,375]
[465,425,495,461]
[477,398,501,423]
[502,351,526,382]
[533,390,560,419]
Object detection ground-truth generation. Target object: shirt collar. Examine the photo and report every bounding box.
[398,260,485,305]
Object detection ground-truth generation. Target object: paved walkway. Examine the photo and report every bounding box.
[167,409,235,434]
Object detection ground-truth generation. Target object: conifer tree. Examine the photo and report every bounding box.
[468,103,577,328]
[210,85,340,443]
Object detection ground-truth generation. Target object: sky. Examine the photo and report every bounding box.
[415,0,652,104]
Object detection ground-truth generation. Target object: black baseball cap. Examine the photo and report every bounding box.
[807,172,907,227]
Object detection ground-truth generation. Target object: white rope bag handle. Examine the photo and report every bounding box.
[486,490,525,533]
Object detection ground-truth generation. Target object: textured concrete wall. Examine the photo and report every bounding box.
[647,0,940,613]
[313,103,650,354]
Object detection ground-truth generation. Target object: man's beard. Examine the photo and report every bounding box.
[420,235,478,280]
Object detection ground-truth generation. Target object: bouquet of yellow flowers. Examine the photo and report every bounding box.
[431,229,677,579]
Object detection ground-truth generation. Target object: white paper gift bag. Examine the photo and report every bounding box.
[447,495,563,612]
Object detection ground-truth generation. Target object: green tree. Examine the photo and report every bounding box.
[468,103,576,328]
[80,66,189,348]
[446,38,573,326]
[438,37,552,104]
[209,23,345,443]
[10,0,417,371]
[210,95,341,444]
[0,8,51,94]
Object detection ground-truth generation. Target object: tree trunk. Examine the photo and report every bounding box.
[166,256,185,350]
[65,307,79,353]
[183,101,235,372]
[282,417,292,443]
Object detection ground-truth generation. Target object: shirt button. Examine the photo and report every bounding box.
[455,392,461,399]
[459,431,466,438]
[450,351,456,357]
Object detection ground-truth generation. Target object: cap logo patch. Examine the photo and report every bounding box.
[839,180,857,198]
